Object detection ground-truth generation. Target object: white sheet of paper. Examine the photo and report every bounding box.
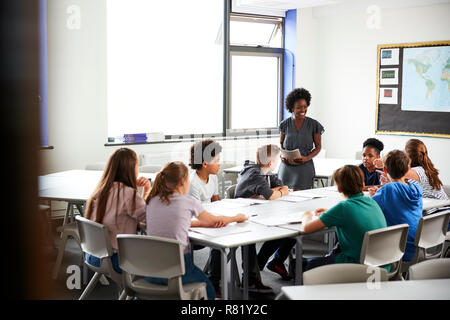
[277,195,310,203]
[205,201,250,210]
[250,212,305,226]
[289,191,326,198]
[322,186,338,192]
[190,222,252,237]
[222,198,268,205]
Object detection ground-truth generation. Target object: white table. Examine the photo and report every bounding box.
[190,188,450,300]
[280,278,450,300]
[39,170,155,229]
[221,157,361,198]
[190,189,344,299]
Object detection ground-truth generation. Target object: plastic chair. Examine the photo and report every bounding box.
[138,165,161,173]
[52,221,81,280]
[117,234,207,300]
[401,210,450,274]
[408,258,450,280]
[303,263,388,285]
[443,185,450,198]
[225,184,236,199]
[76,216,123,300]
[360,224,409,280]
[85,162,106,171]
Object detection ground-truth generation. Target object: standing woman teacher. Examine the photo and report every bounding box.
[279,88,324,190]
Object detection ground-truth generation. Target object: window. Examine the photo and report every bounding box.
[227,13,284,133]
[107,0,223,138]
[106,3,286,143]
[230,52,281,130]
[230,15,283,48]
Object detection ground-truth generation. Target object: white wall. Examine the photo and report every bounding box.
[296,2,450,183]
[41,0,278,175]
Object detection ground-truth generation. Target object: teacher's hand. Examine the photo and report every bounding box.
[280,156,290,164]
[293,156,309,164]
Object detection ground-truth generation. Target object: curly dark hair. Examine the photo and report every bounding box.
[285,88,311,112]
[189,139,223,170]
[362,138,384,155]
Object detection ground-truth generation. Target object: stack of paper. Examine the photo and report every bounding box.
[190,222,252,237]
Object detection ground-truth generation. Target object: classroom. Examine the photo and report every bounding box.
[2,0,450,307]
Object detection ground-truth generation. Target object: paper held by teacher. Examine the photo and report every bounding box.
[281,149,303,165]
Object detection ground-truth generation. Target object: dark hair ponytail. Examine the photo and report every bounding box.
[146,161,188,205]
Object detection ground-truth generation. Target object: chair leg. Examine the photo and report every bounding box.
[79,272,101,300]
[52,232,69,279]
[99,274,110,285]
[60,204,72,238]
[118,290,127,300]
[202,249,212,274]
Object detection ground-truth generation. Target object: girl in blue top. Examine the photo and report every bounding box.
[371,150,423,261]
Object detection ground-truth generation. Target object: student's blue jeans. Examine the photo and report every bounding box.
[85,252,122,274]
[146,253,215,300]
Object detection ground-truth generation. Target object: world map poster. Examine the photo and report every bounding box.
[401,46,450,112]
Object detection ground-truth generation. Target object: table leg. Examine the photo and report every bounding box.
[295,235,304,285]
[221,171,225,199]
[75,203,85,216]
[220,248,229,300]
[243,245,249,300]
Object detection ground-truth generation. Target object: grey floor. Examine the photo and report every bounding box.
[49,227,332,300]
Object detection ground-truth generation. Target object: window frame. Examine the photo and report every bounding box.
[224,10,285,136]
[227,46,284,133]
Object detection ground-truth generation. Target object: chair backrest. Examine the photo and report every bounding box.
[355,151,362,160]
[76,216,113,259]
[85,162,106,171]
[138,165,161,173]
[360,224,409,267]
[303,264,388,285]
[443,185,450,198]
[408,258,450,280]
[415,210,450,250]
[226,184,237,199]
[117,234,185,279]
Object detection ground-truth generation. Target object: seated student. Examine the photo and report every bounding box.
[145,161,247,300]
[235,144,295,290]
[188,139,221,203]
[359,138,384,190]
[188,139,222,295]
[84,148,151,273]
[371,150,422,262]
[404,139,449,201]
[302,165,388,271]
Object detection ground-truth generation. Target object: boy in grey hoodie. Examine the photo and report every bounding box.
[235,145,296,291]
